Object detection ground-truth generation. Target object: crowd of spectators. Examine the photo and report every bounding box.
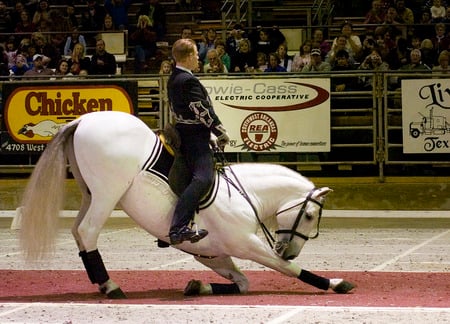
[0,0,448,81]
[0,0,170,78]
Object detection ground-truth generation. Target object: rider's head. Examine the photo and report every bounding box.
[172,38,199,72]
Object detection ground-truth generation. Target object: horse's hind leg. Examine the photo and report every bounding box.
[68,148,126,299]
[184,256,249,295]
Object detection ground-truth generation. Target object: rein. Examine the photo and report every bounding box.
[214,148,277,249]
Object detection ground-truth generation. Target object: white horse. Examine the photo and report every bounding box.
[20,111,354,298]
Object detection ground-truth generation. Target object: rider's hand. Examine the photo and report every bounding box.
[212,124,230,150]
[216,132,230,149]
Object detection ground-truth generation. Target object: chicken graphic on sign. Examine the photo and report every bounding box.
[18,120,66,138]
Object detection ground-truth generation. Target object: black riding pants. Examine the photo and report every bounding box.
[170,131,214,231]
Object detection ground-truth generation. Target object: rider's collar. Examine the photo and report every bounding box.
[176,65,193,75]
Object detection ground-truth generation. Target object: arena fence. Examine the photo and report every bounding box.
[0,71,449,181]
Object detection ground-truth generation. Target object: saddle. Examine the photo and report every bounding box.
[157,123,218,201]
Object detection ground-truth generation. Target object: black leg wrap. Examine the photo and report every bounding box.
[210,283,240,294]
[79,250,110,285]
[298,269,329,291]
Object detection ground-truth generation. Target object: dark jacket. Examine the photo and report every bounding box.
[168,67,222,138]
[89,51,117,75]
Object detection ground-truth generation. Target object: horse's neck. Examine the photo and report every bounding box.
[225,164,312,214]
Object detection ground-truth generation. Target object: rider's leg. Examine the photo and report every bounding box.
[169,148,214,244]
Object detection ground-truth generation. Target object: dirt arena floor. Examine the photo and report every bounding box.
[0,215,449,323]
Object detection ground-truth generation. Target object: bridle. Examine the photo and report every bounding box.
[214,148,324,253]
[275,188,324,242]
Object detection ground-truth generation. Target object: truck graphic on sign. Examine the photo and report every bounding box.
[409,108,450,138]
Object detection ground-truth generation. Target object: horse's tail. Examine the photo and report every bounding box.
[20,119,81,261]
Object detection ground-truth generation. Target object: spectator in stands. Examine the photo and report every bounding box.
[0,1,12,45]
[276,43,292,72]
[54,58,73,79]
[203,48,228,73]
[291,39,312,72]
[137,0,166,41]
[375,6,406,40]
[31,0,50,28]
[49,8,72,56]
[230,38,256,73]
[420,38,437,68]
[130,14,157,73]
[326,35,357,67]
[364,0,386,30]
[80,0,106,34]
[253,27,276,56]
[254,51,267,72]
[415,10,434,41]
[312,28,331,56]
[385,36,409,70]
[9,53,30,77]
[89,38,117,75]
[431,22,450,55]
[198,27,218,63]
[32,31,60,69]
[15,9,36,41]
[331,49,361,92]
[226,23,246,59]
[25,42,37,67]
[358,48,390,89]
[104,0,131,30]
[301,48,331,73]
[68,42,90,75]
[360,32,378,59]
[395,0,415,38]
[213,38,231,71]
[23,53,54,79]
[180,25,192,39]
[264,52,286,72]
[401,48,431,70]
[391,48,431,89]
[159,59,172,74]
[432,49,450,73]
[269,25,286,52]
[64,2,79,29]
[101,13,116,32]
[10,1,25,30]
[5,39,17,69]
[331,22,362,61]
[431,0,446,22]
[64,27,87,56]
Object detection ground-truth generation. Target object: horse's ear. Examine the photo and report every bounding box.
[316,187,333,198]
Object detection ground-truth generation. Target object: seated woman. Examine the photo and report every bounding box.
[68,43,91,76]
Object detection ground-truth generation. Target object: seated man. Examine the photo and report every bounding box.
[89,38,117,75]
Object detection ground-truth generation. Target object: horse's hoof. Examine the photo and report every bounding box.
[332,280,355,294]
[184,279,202,296]
[107,287,127,299]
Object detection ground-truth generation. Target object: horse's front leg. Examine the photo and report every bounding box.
[238,236,355,294]
[184,256,249,296]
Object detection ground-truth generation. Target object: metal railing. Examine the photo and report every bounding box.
[0,71,449,181]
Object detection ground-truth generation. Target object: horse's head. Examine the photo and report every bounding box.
[274,187,332,260]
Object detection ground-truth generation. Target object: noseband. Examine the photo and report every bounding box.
[275,188,324,243]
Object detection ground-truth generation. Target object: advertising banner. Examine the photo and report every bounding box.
[1,81,138,154]
[402,79,450,154]
[201,78,331,153]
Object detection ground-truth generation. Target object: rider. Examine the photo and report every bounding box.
[167,38,230,245]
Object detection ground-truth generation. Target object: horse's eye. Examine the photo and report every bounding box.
[305,213,313,220]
